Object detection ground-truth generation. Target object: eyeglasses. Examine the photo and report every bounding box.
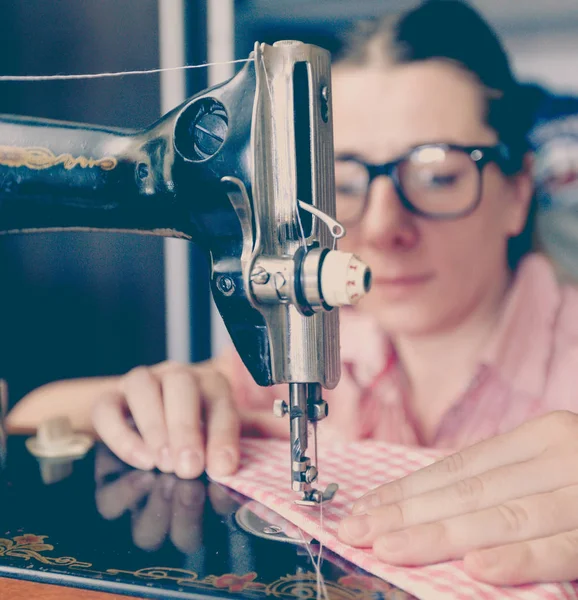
[335,143,511,226]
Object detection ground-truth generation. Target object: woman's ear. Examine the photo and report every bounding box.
[506,152,534,237]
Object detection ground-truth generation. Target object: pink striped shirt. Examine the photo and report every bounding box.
[223,253,578,450]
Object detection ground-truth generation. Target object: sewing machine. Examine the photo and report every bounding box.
[0,41,370,504]
[0,436,415,600]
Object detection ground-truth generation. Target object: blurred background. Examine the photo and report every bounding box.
[0,0,576,406]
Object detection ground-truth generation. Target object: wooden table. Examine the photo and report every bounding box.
[0,578,145,599]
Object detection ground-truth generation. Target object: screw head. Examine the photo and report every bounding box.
[263,525,283,534]
[192,109,228,158]
[137,162,149,179]
[216,275,235,296]
[305,466,318,484]
[250,266,270,285]
[273,399,288,418]
[175,99,228,162]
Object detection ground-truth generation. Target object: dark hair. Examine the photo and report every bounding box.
[334,0,536,267]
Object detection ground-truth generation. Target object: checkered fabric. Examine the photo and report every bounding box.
[213,439,578,600]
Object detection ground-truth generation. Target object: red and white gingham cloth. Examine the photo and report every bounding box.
[213,439,578,600]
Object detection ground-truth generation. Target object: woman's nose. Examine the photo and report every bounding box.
[359,177,419,250]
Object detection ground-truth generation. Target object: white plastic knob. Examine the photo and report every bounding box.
[320,251,371,307]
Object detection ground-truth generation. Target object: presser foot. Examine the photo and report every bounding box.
[294,482,339,506]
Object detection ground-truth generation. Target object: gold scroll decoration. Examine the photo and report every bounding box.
[0,533,415,599]
[0,145,117,171]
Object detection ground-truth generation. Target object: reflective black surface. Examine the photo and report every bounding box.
[0,436,415,599]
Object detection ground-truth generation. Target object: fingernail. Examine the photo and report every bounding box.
[211,449,236,476]
[375,531,409,554]
[157,446,174,473]
[342,515,370,540]
[352,493,379,515]
[132,449,155,470]
[178,449,203,479]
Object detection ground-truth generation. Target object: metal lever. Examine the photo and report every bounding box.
[298,200,346,243]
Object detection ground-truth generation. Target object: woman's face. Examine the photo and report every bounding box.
[332,61,532,336]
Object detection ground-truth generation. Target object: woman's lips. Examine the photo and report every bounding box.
[371,273,434,297]
[373,273,433,286]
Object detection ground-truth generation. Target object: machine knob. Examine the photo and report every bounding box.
[320,251,372,307]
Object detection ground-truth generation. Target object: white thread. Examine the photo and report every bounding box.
[0,59,250,82]
[296,202,308,251]
[259,53,275,115]
[317,498,329,600]
[296,428,328,600]
[297,497,328,600]
[258,50,307,251]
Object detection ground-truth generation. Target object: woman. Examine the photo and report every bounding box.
[8,0,578,585]
[328,1,578,585]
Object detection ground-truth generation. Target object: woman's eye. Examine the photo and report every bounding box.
[412,170,460,189]
[336,182,365,197]
[429,173,458,187]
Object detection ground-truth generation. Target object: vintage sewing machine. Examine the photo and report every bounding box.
[0,40,408,599]
[0,41,371,505]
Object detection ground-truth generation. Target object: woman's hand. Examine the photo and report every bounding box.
[91,360,240,480]
[338,410,578,586]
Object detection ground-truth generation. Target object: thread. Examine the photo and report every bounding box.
[317,498,329,600]
[297,497,328,600]
[0,58,251,82]
[298,422,328,600]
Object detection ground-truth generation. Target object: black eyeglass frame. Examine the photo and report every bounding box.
[335,142,513,223]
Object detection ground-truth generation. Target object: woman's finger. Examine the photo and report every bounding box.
[370,484,578,567]
[123,367,171,472]
[161,367,205,479]
[94,445,129,484]
[202,372,241,478]
[92,392,155,470]
[465,528,578,586]
[352,412,572,514]
[341,454,578,546]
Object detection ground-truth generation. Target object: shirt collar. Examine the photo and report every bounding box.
[479,253,562,396]
[341,253,563,397]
